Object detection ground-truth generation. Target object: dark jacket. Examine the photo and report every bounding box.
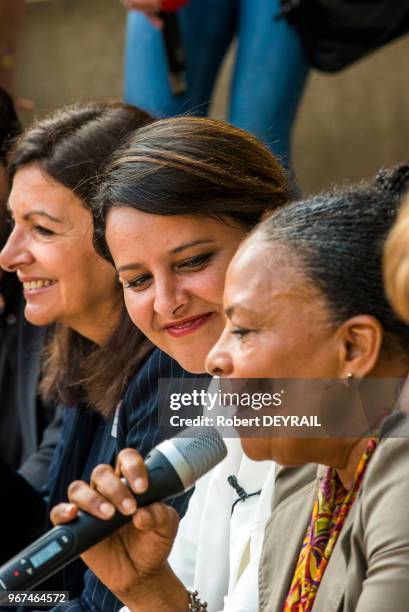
[0,272,62,490]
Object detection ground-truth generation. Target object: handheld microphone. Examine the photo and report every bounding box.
[0,426,227,597]
[159,0,189,96]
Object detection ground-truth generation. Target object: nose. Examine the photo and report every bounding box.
[0,227,34,272]
[154,275,190,320]
[205,331,234,377]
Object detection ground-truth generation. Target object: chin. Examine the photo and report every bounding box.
[178,360,206,374]
[172,350,208,375]
[24,305,57,327]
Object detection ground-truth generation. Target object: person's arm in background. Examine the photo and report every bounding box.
[121,0,164,29]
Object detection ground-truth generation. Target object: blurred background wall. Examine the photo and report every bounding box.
[17,0,409,194]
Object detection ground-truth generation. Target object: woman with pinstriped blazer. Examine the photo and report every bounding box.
[49,116,291,612]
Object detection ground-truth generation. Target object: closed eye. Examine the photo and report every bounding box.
[231,327,253,339]
[121,252,214,291]
[121,273,152,291]
[34,225,55,237]
[177,252,214,271]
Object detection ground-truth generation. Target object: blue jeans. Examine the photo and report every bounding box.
[124,0,309,167]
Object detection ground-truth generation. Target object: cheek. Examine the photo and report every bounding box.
[56,266,88,308]
[231,342,276,378]
[123,291,152,332]
[61,249,116,299]
[36,244,63,273]
[39,239,89,278]
[190,268,225,306]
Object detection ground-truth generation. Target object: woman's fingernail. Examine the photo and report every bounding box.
[99,502,115,517]
[63,504,75,517]
[121,497,136,514]
[134,477,146,493]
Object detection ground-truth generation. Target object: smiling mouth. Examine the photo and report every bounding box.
[22,279,57,290]
[164,313,213,337]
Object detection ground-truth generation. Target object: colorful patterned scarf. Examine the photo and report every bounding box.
[283,438,377,611]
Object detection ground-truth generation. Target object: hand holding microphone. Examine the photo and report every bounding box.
[50,448,181,601]
[0,427,226,604]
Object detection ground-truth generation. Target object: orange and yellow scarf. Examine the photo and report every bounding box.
[283,438,377,611]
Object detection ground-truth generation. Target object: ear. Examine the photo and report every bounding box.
[336,315,383,377]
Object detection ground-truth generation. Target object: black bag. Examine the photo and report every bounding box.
[279,0,409,72]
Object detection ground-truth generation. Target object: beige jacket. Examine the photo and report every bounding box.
[260,425,409,611]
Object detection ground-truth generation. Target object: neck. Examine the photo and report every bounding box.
[335,437,369,490]
[69,303,121,346]
[77,324,115,346]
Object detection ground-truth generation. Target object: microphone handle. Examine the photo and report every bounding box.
[159,11,188,95]
[0,450,185,596]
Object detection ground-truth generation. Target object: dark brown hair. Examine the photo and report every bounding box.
[8,101,154,415]
[92,116,291,261]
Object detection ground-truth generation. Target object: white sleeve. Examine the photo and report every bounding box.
[168,471,210,589]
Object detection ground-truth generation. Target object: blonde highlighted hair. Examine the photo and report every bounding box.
[384,193,409,323]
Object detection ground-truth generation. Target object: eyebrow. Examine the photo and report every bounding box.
[6,202,63,224]
[25,210,63,223]
[117,239,216,273]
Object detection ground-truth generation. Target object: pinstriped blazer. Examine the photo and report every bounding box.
[47,348,208,612]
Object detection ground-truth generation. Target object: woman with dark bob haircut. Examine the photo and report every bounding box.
[54,166,409,612]
[50,116,291,611]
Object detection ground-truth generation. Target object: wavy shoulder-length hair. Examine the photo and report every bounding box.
[8,101,154,416]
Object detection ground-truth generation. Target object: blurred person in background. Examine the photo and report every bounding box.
[122,0,309,170]
[384,189,409,325]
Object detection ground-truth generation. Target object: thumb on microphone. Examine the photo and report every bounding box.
[50,503,78,526]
